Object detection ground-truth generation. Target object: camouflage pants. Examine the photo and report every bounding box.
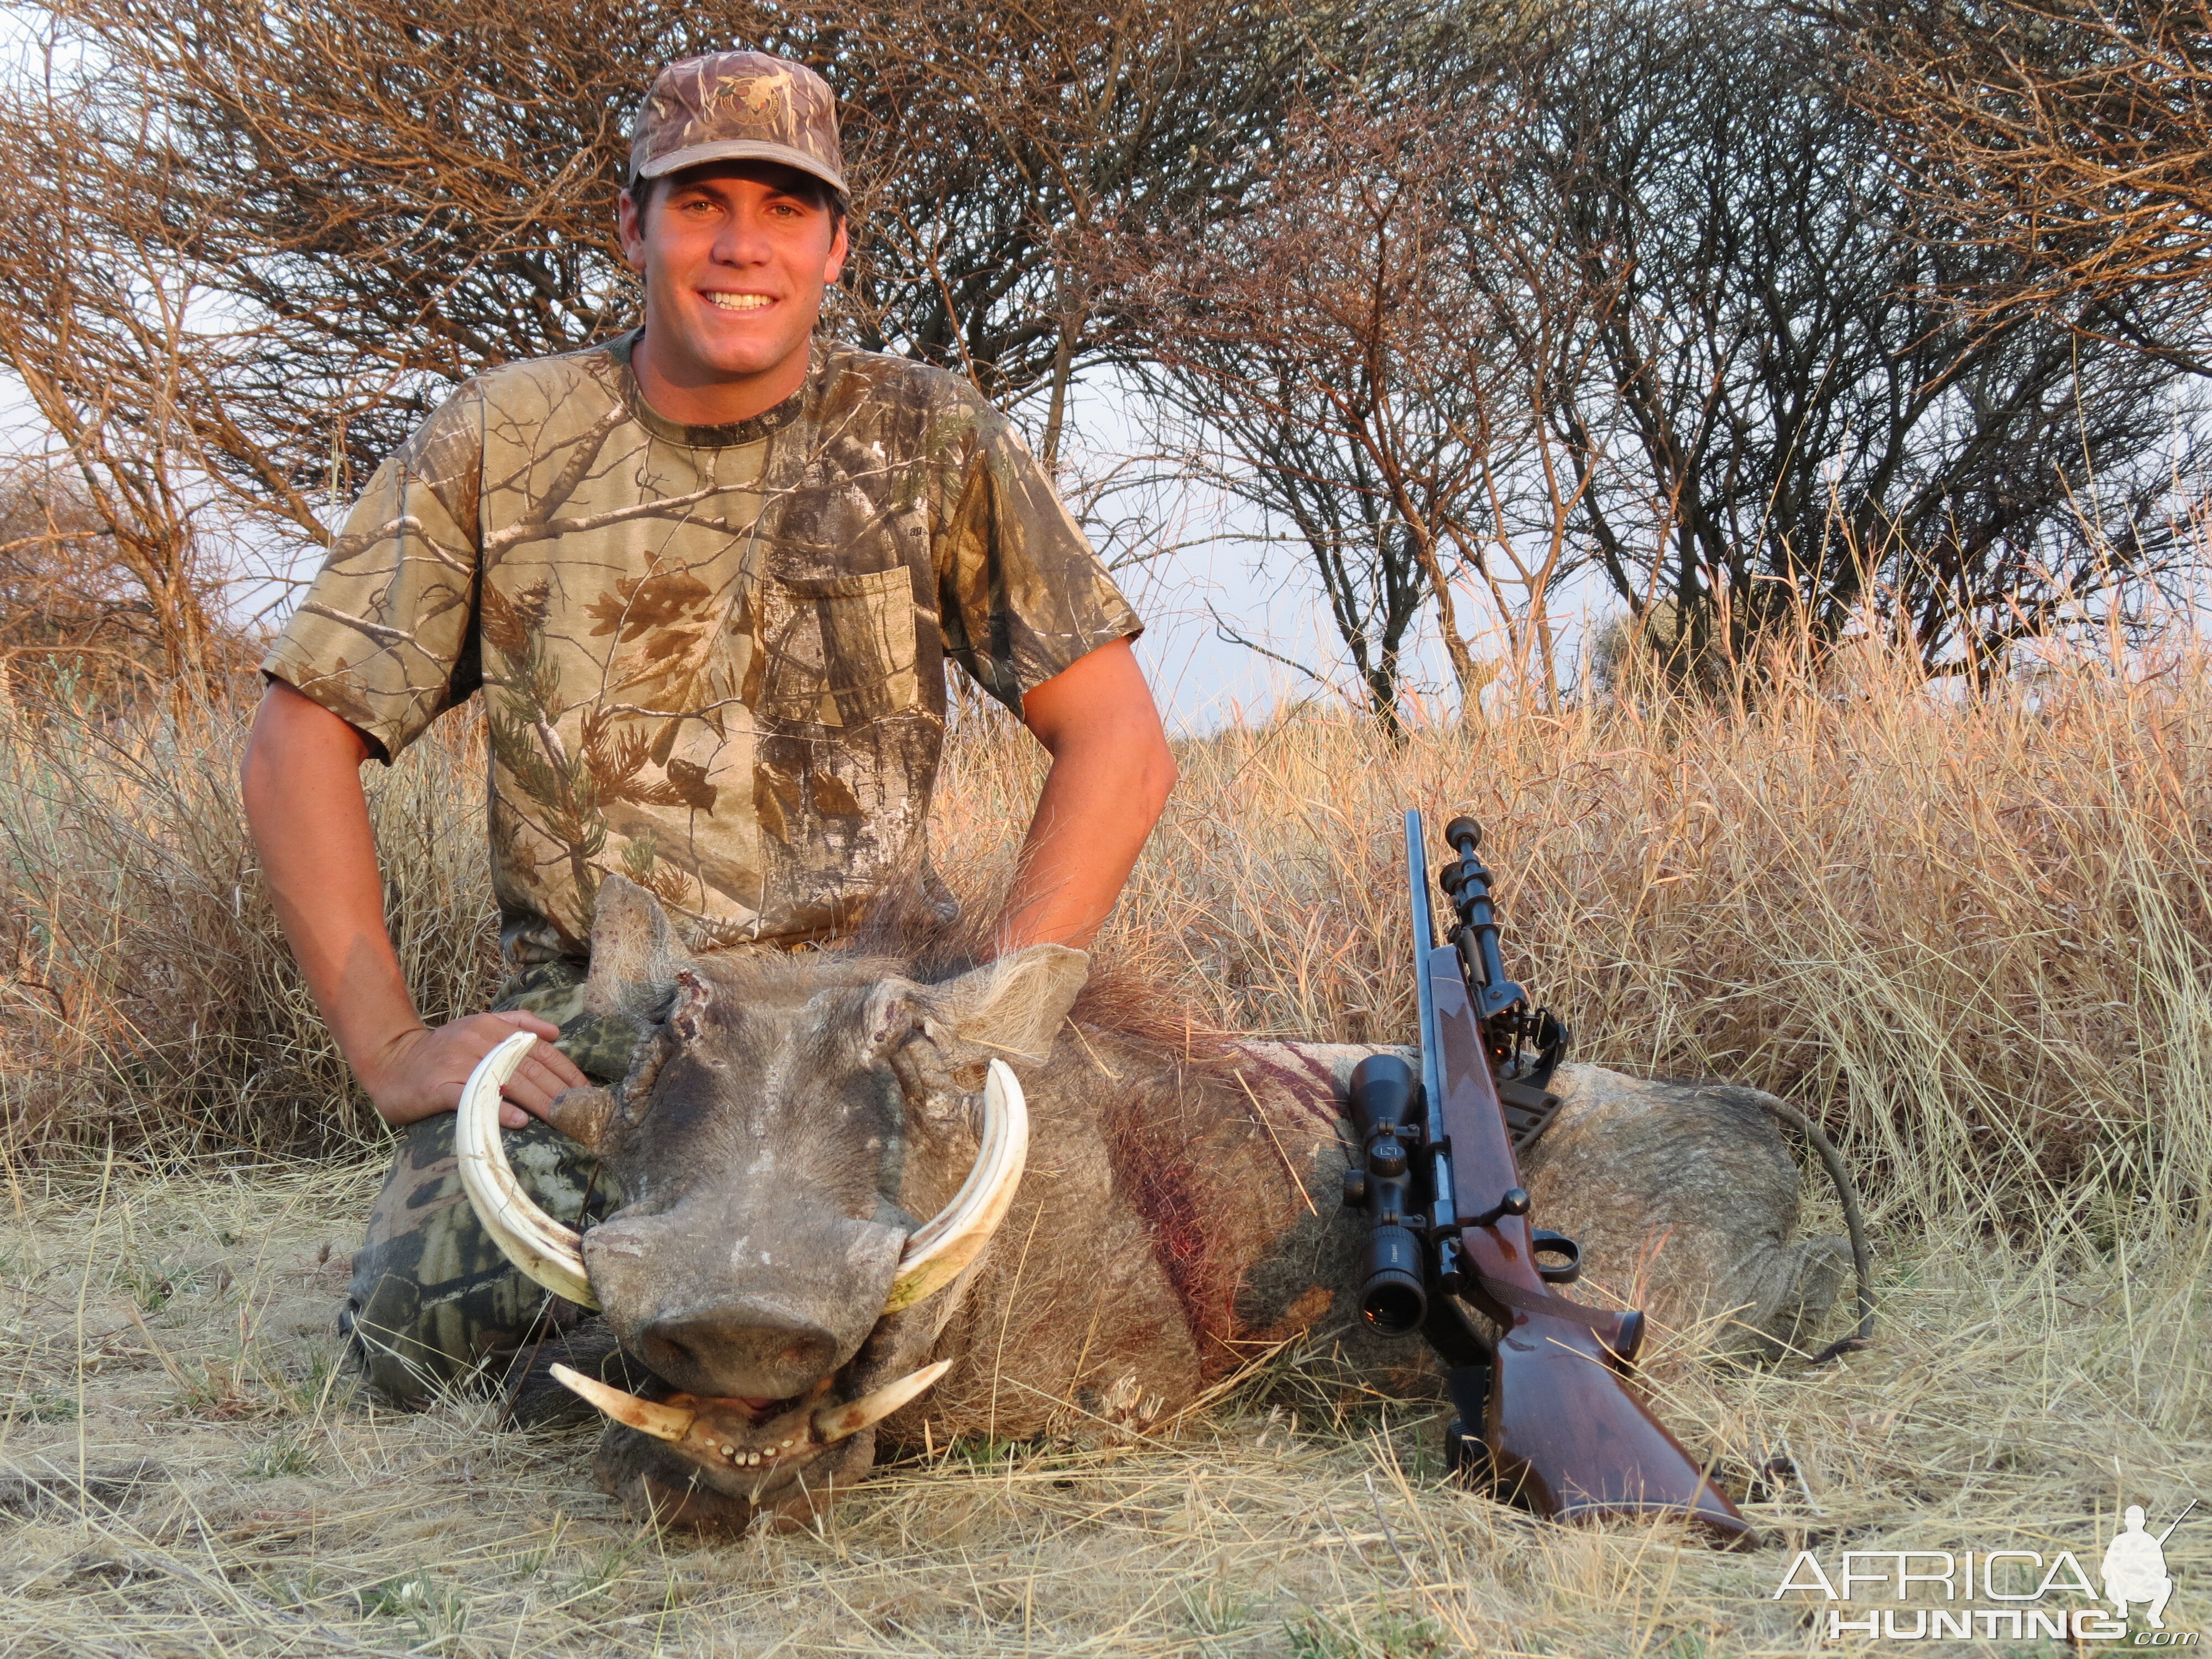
[341,962,641,1407]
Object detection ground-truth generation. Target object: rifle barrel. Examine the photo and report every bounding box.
[2156,1498,2197,1545]
[1405,811,1456,1239]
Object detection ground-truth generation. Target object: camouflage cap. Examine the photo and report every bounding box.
[629,51,847,200]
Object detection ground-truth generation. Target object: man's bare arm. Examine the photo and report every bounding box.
[998,638,1177,952]
[239,680,587,1129]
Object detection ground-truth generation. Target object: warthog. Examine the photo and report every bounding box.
[463,877,1855,1534]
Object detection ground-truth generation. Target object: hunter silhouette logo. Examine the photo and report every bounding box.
[1773,1499,2197,1644]
[2105,1503,2194,1631]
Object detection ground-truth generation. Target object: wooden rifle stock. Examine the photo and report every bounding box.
[1425,942,1751,1542]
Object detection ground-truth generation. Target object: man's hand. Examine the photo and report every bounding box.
[241,680,587,1130]
[999,638,1177,951]
[360,1010,591,1130]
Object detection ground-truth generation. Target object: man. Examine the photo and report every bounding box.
[241,50,1176,1404]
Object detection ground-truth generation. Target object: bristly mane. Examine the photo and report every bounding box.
[846,859,1244,1068]
[849,867,1331,1372]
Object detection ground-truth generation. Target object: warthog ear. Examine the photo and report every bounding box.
[585,875,691,1026]
[919,944,1091,1071]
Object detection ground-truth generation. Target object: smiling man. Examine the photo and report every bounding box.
[241,52,1175,1404]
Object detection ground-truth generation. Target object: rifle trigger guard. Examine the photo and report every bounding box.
[1531,1229,1582,1285]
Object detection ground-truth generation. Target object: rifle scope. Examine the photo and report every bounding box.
[1344,1053,1428,1335]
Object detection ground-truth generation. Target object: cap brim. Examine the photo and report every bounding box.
[638,140,848,199]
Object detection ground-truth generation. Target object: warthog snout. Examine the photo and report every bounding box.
[634,1304,838,1400]
[584,1208,905,1400]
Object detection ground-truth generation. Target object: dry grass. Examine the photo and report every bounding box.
[2,632,2210,1652]
[945,629,2212,1228]
[0,1160,2200,1656]
[1,688,500,1154]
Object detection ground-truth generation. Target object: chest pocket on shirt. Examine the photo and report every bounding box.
[754,566,921,728]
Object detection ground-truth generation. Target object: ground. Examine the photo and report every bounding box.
[1,1158,2201,1658]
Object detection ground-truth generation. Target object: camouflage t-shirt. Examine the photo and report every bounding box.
[264,333,1141,964]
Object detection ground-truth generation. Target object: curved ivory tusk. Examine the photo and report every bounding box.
[549,1363,696,1442]
[813,1360,952,1443]
[455,1030,600,1310]
[881,1058,1030,1314]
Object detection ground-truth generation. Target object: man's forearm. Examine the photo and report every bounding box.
[241,681,588,1127]
[241,681,426,1085]
[1000,639,1177,951]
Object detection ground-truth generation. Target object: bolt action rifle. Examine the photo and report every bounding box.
[1340,810,1750,1541]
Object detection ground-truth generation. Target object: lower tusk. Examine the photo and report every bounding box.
[550,1363,696,1442]
[813,1359,952,1443]
[455,1031,599,1310]
[881,1059,1028,1314]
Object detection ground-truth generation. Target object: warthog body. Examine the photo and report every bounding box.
[512,878,1850,1533]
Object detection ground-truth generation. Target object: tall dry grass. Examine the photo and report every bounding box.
[1,686,500,1154]
[943,631,2212,1237]
[6,629,2211,1237]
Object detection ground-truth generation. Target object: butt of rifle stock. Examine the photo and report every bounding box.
[1478,1312,1752,1546]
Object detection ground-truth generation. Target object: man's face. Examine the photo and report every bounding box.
[618,161,848,403]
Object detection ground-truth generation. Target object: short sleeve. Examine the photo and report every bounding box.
[933,400,1143,716]
[260,389,486,763]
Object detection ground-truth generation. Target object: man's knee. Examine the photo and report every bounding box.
[344,1108,604,1407]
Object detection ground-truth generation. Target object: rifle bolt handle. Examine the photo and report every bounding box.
[1340,1168,1368,1208]
[1467,1186,1531,1229]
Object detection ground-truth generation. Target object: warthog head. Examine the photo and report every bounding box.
[456,876,1089,1531]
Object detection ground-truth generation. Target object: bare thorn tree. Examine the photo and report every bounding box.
[0,48,248,689]
[1839,0,2212,371]
[1479,0,2201,681]
[1128,98,1561,724]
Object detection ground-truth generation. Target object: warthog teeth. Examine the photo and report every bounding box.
[811,1360,954,1444]
[554,1360,954,1467]
[549,1364,696,1443]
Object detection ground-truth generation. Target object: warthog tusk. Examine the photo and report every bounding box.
[813,1360,952,1443]
[880,1059,1029,1313]
[457,1043,1030,1321]
[549,1363,696,1442]
[455,1031,599,1310]
[551,1359,953,1463]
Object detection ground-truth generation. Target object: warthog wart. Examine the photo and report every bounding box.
[465,876,1858,1533]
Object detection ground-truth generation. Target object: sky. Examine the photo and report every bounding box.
[1043,369,1581,733]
